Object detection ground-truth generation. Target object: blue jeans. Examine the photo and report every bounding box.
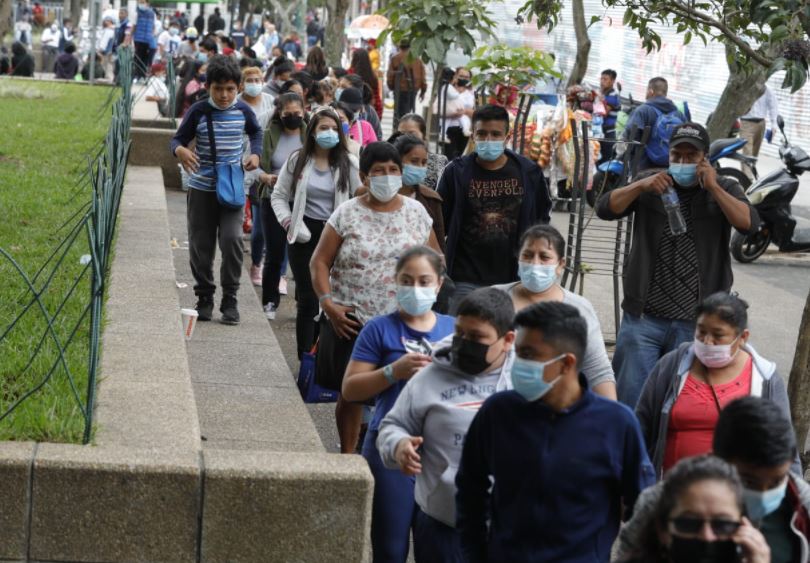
[250,202,264,267]
[613,312,695,408]
[413,506,464,563]
[362,430,416,563]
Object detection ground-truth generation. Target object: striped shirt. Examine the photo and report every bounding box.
[170,100,263,192]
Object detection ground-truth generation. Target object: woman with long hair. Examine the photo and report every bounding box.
[271,108,362,359]
[304,46,328,80]
[350,48,383,120]
[176,59,205,116]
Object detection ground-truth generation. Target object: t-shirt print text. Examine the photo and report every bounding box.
[469,178,525,198]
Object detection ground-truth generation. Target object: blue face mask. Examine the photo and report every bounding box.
[668,162,698,186]
[197,73,206,83]
[510,354,565,402]
[402,164,427,186]
[743,480,788,521]
[315,129,339,149]
[196,51,208,63]
[244,83,263,97]
[518,262,558,293]
[335,87,344,100]
[476,140,505,162]
[396,285,437,316]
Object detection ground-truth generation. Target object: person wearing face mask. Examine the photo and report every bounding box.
[619,397,807,562]
[237,66,276,288]
[437,104,552,315]
[271,109,361,358]
[455,300,654,563]
[338,73,384,140]
[263,56,295,98]
[257,93,308,319]
[392,113,449,190]
[157,22,181,62]
[438,67,476,160]
[635,292,794,480]
[597,122,760,409]
[493,224,616,399]
[619,454,771,563]
[132,0,155,80]
[336,88,378,147]
[311,142,442,455]
[330,104,362,156]
[377,288,516,562]
[342,247,453,563]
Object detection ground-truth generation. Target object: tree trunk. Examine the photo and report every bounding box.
[789,288,810,474]
[565,0,591,88]
[268,0,297,38]
[324,0,348,66]
[706,45,768,141]
[0,0,13,41]
[68,0,82,22]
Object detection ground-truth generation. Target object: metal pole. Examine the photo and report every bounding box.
[88,0,100,84]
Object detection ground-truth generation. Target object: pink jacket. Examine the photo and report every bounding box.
[349,120,378,147]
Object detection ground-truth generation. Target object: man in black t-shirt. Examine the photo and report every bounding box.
[438,104,552,313]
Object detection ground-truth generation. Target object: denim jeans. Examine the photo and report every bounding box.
[613,312,695,408]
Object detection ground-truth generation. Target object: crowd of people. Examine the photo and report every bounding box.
[168,50,808,562]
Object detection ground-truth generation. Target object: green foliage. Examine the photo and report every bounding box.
[0,81,111,442]
[468,45,561,92]
[378,0,499,66]
[515,0,809,92]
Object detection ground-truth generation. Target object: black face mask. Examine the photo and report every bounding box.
[281,114,303,130]
[669,536,740,563]
[451,336,494,375]
[457,79,470,87]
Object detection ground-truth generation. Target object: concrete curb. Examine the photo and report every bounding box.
[0,165,372,562]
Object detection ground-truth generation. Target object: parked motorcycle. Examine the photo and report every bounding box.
[708,137,758,189]
[730,116,810,263]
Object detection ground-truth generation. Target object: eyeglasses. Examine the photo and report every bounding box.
[670,516,741,538]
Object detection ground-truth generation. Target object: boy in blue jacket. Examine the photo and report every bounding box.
[455,301,655,562]
[171,55,262,324]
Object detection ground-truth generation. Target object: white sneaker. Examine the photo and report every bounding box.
[263,303,277,320]
[279,278,288,295]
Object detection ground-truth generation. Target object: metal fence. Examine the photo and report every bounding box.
[0,48,133,444]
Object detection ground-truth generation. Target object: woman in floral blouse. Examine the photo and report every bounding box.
[310,142,443,454]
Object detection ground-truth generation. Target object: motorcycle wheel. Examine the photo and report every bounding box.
[730,228,771,263]
[717,167,751,189]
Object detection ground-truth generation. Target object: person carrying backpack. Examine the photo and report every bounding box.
[621,77,689,173]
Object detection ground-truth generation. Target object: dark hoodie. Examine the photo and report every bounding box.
[621,95,681,171]
[54,52,78,79]
[10,42,34,77]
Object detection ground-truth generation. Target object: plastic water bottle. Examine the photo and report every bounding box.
[662,186,687,235]
[592,115,604,139]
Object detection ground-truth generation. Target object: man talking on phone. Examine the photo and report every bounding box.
[596,122,760,407]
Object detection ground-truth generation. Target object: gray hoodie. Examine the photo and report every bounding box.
[377,334,514,527]
[615,473,810,562]
[636,341,798,479]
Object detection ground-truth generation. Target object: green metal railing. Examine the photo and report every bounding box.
[0,48,134,444]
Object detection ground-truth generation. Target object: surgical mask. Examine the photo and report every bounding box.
[244,83,262,97]
[315,130,339,149]
[50,24,57,32]
[451,336,494,375]
[169,27,179,36]
[518,262,557,293]
[476,140,505,162]
[510,355,565,402]
[281,114,303,130]
[208,96,223,110]
[342,122,350,135]
[743,480,788,521]
[693,336,739,369]
[396,285,437,316]
[402,164,427,186]
[196,73,206,83]
[669,536,739,563]
[335,87,344,100]
[369,175,402,202]
[668,162,698,187]
[196,51,208,63]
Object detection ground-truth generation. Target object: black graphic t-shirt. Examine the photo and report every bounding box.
[452,158,524,284]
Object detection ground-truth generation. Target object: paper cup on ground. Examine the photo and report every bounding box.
[180,308,199,340]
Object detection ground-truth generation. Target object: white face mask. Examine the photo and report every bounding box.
[369,175,402,202]
[693,336,740,368]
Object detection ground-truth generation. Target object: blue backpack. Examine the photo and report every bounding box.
[646,106,686,166]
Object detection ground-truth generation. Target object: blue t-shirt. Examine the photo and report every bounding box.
[352,311,455,432]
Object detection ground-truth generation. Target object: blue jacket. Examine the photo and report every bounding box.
[436,149,551,281]
[456,376,656,563]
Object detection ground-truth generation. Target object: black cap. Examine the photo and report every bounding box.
[670,122,710,153]
[338,87,363,111]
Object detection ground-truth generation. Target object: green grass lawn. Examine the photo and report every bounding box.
[0,79,115,442]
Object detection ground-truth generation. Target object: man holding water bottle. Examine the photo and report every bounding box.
[596,122,760,407]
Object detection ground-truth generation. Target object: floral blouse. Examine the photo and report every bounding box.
[327,196,433,324]
[425,152,448,190]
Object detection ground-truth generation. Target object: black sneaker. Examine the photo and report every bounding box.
[220,295,240,325]
[195,295,214,321]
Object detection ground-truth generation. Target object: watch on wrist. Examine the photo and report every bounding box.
[383,364,396,384]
